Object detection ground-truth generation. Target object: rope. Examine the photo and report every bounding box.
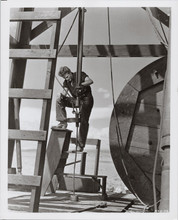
[107,7,147,208]
[72,115,79,196]
[55,8,79,110]
[57,9,79,56]
[55,75,72,97]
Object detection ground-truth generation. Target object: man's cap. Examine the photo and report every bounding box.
[58,66,71,77]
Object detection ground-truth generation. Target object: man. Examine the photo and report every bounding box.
[56,66,94,151]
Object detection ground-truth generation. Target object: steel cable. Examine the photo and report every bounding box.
[107,7,147,208]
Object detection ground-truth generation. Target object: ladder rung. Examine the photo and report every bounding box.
[8,129,47,141]
[64,150,87,154]
[8,174,41,187]
[9,89,52,99]
[10,11,61,21]
[9,49,56,59]
[61,151,87,158]
[70,138,100,146]
[60,173,107,179]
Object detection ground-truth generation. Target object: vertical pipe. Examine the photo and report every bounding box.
[76,7,85,87]
[159,14,171,211]
[94,140,101,176]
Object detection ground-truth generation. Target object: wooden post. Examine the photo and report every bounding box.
[13,98,22,174]
[9,8,33,169]
[80,152,87,175]
[159,16,171,212]
[29,18,62,212]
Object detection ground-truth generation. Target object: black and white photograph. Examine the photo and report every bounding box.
[0,0,178,219]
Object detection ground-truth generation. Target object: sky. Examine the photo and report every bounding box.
[9,7,169,143]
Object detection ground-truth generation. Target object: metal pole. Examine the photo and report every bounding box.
[76,7,85,87]
[94,140,101,176]
[159,14,171,212]
[70,8,85,202]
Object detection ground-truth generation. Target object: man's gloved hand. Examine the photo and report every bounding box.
[75,86,83,96]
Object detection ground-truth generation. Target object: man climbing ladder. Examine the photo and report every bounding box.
[56,66,94,152]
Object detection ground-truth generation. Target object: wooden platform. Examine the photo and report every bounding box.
[8,190,149,213]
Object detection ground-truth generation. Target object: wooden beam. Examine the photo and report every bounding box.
[71,137,100,146]
[30,21,54,41]
[10,49,56,59]
[142,7,169,27]
[30,18,62,213]
[10,11,61,21]
[30,8,75,41]
[8,174,41,187]
[9,89,52,99]
[8,129,47,141]
[9,8,33,169]
[28,44,167,57]
[58,44,167,57]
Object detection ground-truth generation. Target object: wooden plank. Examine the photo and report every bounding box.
[128,56,167,91]
[8,192,137,213]
[71,137,100,146]
[10,49,56,59]
[8,174,41,187]
[59,176,100,193]
[128,146,163,174]
[139,82,163,106]
[128,125,162,151]
[110,84,139,147]
[8,129,47,141]
[9,88,52,99]
[10,11,61,21]
[133,103,162,128]
[30,8,75,41]
[41,130,70,195]
[62,173,107,178]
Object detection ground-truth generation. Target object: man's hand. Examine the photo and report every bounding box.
[75,86,84,96]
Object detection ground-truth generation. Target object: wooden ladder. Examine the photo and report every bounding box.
[8,8,72,212]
